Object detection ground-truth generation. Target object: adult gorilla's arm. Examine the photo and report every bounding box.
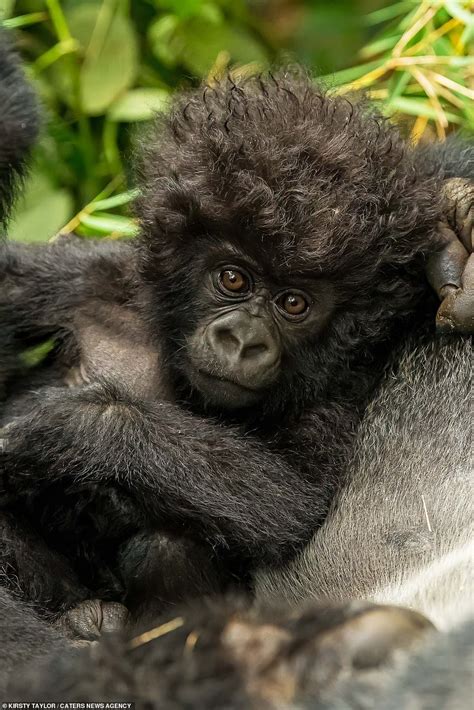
[0,384,350,567]
[0,238,135,394]
[0,29,40,226]
[0,237,135,339]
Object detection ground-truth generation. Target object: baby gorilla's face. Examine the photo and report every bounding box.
[137,73,441,413]
[183,251,336,409]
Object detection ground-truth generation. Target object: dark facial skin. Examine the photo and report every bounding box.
[183,251,336,409]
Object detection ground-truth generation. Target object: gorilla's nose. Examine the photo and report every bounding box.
[207,312,279,386]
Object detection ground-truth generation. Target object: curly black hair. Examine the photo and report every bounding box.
[136,70,442,417]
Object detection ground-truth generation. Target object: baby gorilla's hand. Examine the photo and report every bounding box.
[56,600,129,642]
[428,178,473,334]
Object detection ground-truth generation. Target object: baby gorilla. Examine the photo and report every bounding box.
[0,70,472,631]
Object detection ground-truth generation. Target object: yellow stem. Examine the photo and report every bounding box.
[393,6,437,57]
[129,617,184,650]
[409,66,447,139]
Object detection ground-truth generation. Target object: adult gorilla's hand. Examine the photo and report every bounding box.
[427,178,473,334]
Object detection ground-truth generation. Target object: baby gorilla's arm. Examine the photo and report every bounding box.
[0,383,340,568]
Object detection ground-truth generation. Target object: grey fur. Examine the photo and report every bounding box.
[257,335,473,707]
[256,336,473,628]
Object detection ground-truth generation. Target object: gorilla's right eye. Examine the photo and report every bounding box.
[217,268,251,296]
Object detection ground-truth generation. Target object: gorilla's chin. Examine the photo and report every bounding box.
[192,369,264,410]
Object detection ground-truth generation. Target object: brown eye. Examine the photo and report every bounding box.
[277,292,309,318]
[219,269,249,295]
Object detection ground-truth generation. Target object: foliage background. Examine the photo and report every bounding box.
[1,0,473,242]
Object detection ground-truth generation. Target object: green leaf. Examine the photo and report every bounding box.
[360,35,400,59]
[108,89,170,122]
[90,189,140,211]
[432,36,456,56]
[181,19,267,75]
[388,70,411,101]
[9,173,74,242]
[79,212,138,236]
[0,0,14,20]
[21,340,56,368]
[319,59,383,87]
[154,0,214,20]
[364,1,415,26]
[66,4,139,116]
[150,15,268,77]
[148,14,181,67]
[3,12,47,28]
[387,96,461,123]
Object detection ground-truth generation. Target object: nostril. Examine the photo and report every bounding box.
[214,327,240,351]
[241,343,269,360]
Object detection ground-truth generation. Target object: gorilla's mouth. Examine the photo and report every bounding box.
[194,369,263,408]
[197,369,260,392]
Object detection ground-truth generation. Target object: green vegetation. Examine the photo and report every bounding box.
[2,0,472,242]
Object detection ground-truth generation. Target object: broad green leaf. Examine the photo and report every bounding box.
[10,191,74,242]
[79,212,138,236]
[108,89,170,122]
[162,17,268,76]
[66,4,139,115]
[0,0,14,20]
[148,14,181,66]
[9,173,74,242]
[154,0,215,20]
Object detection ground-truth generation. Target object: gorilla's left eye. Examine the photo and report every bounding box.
[218,268,251,296]
[276,291,310,319]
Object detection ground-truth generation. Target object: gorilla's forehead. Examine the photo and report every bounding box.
[197,237,321,284]
[138,72,440,287]
[179,238,354,306]
[185,209,375,284]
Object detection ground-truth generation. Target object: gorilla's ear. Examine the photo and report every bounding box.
[0,28,41,227]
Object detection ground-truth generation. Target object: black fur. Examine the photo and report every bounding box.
[0,29,39,226]
[0,588,69,693]
[0,69,469,621]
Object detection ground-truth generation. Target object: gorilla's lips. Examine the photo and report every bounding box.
[194,368,264,408]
